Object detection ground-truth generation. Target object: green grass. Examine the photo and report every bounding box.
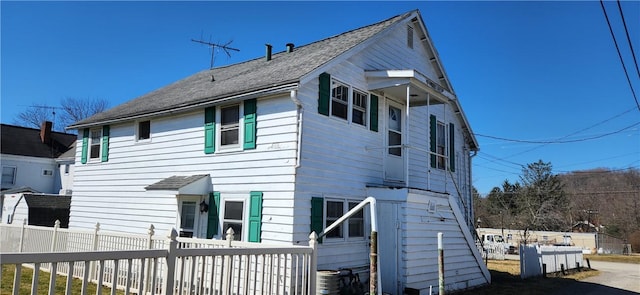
[1,264,123,295]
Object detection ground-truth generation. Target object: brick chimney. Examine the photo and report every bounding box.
[40,121,52,144]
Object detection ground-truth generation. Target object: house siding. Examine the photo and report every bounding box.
[70,95,300,244]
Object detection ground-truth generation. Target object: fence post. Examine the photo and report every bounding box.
[51,220,60,252]
[222,228,235,294]
[164,229,178,295]
[308,232,318,295]
[89,223,100,281]
[19,219,27,252]
[143,224,155,293]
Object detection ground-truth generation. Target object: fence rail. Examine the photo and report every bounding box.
[0,221,317,295]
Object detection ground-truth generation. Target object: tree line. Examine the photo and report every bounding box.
[474,160,640,250]
[14,97,108,132]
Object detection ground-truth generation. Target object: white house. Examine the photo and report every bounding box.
[68,10,489,293]
[0,122,75,226]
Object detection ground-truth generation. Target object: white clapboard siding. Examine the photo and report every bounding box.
[70,95,300,245]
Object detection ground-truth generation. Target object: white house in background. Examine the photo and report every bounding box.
[67,10,488,293]
[0,122,76,226]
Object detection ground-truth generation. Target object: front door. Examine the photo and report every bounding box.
[385,100,405,182]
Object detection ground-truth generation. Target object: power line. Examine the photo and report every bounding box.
[616,0,640,80]
[599,0,640,111]
[474,121,640,144]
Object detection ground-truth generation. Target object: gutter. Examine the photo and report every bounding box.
[290,90,303,168]
[67,82,299,130]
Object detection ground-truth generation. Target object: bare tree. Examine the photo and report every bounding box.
[13,97,108,132]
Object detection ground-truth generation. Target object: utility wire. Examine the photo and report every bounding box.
[600,0,640,111]
[617,0,640,79]
[475,121,640,144]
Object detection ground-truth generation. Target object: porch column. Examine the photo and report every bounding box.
[405,84,411,186]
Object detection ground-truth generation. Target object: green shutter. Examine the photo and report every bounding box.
[370,94,379,132]
[430,115,437,168]
[318,73,330,116]
[204,107,216,154]
[101,125,110,162]
[248,191,263,242]
[243,99,257,150]
[310,197,324,243]
[206,192,220,238]
[449,123,455,172]
[81,129,89,164]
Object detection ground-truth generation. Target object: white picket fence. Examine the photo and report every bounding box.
[0,221,318,295]
[519,244,583,279]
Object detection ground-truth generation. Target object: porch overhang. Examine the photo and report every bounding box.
[145,175,211,195]
[365,69,452,106]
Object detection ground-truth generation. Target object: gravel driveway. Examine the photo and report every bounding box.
[551,260,640,295]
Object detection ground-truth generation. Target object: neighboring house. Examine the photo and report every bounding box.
[67,10,488,293]
[0,122,75,226]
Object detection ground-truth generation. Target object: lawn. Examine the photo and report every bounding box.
[455,259,600,295]
[1,264,122,295]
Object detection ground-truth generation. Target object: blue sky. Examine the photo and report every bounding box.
[2,1,639,195]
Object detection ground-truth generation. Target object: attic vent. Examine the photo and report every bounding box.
[407,26,414,49]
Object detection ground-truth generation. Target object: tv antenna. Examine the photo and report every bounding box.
[191,38,240,70]
[21,104,64,128]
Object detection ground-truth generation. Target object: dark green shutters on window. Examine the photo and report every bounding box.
[430,115,437,168]
[204,107,216,154]
[310,197,324,243]
[370,94,379,132]
[206,192,220,238]
[243,99,257,150]
[81,129,89,164]
[318,73,330,116]
[449,123,456,172]
[247,191,263,242]
[101,125,110,162]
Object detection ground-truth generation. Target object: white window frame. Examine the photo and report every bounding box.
[324,197,367,243]
[218,194,249,241]
[89,128,103,161]
[136,120,151,142]
[329,78,369,128]
[2,166,16,186]
[42,169,53,176]
[217,103,244,152]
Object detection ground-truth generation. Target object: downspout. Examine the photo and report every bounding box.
[405,85,410,186]
[290,90,303,168]
[427,93,431,190]
[318,196,381,295]
[469,150,478,231]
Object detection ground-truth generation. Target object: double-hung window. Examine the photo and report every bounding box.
[220,104,240,147]
[221,200,244,241]
[331,81,349,120]
[179,200,198,238]
[322,198,365,241]
[330,79,369,127]
[89,129,102,160]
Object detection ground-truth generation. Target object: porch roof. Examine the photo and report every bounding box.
[145,175,211,195]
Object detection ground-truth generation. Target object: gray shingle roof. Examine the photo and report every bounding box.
[0,124,76,158]
[69,11,413,129]
[145,175,210,191]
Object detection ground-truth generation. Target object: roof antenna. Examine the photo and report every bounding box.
[191,36,240,81]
